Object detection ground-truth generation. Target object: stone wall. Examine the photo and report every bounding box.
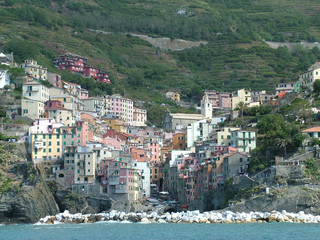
[265,41,320,51]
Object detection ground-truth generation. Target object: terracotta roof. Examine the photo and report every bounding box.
[302,127,320,133]
[277,92,287,98]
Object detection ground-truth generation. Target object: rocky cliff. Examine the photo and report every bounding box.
[0,142,59,224]
[225,186,320,215]
[204,165,320,215]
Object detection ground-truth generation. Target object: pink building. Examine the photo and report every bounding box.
[102,137,125,150]
[47,72,63,88]
[83,67,99,79]
[147,142,160,163]
[97,72,110,83]
[76,120,91,146]
[98,159,136,197]
[109,94,133,123]
[218,92,232,109]
[55,53,87,74]
[131,147,149,162]
[44,100,64,111]
[63,81,81,97]
[204,90,232,109]
[81,89,89,99]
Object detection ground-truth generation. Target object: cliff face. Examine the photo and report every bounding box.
[0,142,59,224]
[0,178,59,224]
[225,186,320,215]
[206,166,320,215]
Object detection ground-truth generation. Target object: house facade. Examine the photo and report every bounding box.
[21,60,47,81]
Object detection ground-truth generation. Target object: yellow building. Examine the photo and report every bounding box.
[105,118,127,133]
[212,127,241,146]
[47,107,75,127]
[22,99,45,119]
[21,59,47,81]
[231,89,252,110]
[50,94,81,120]
[31,128,63,162]
[132,107,147,127]
[166,92,180,102]
[74,151,97,184]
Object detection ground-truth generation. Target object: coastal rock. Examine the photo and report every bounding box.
[35,209,320,225]
[141,217,151,223]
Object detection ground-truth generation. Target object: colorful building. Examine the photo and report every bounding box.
[21,59,47,81]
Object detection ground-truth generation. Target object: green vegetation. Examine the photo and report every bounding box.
[0,173,12,201]
[249,114,304,172]
[305,158,320,180]
[1,0,320,125]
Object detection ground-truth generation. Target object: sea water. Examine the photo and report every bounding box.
[1,222,319,240]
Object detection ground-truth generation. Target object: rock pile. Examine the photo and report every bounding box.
[37,209,320,224]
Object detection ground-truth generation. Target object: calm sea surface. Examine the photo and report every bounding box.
[1,222,320,240]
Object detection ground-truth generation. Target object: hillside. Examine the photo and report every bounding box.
[1,0,320,101]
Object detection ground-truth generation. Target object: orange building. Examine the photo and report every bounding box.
[173,133,186,150]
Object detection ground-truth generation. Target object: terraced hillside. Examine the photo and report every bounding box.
[0,0,320,102]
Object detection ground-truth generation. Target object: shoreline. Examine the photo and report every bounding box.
[35,210,320,225]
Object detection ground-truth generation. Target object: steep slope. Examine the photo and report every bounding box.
[0,0,320,101]
[0,142,59,224]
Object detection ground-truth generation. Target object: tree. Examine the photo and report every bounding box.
[257,114,304,156]
[235,101,248,119]
[190,86,203,101]
[313,80,320,95]
[275,135,292,156]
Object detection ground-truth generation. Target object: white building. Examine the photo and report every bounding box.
[201,94,213,118]
[82,98,104,116]
[132,107,147,127]
[133,161,151,198]
[170,150,192,167]
[22,81,49,103]
[231,130,256,153]
[0,70,10,89]
[22,99,45,119]
[186,119,214,149]
[298,62,320,89]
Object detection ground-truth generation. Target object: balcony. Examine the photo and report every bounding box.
[34,141,43,149]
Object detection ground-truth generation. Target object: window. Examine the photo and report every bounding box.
[43,142,46,146]
[57,142,60,146]
[57,134,60,139]
[57,148,60,152]
[49,135,52,139]
[88,161,91,165]
[43,135,46,139]
[43,149,46,153]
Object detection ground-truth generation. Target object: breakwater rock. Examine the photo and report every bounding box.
[37,209,320,224]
